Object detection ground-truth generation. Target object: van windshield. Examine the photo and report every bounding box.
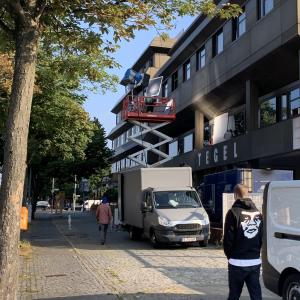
[154,191,201,209]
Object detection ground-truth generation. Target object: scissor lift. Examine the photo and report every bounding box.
[122,95,176,167]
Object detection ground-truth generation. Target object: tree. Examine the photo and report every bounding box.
[0,1,241,298]
[72,118,112,178]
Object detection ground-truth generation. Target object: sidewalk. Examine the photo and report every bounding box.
[19,211,119,300]
[18,211,280,300]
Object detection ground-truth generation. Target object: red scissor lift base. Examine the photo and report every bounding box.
[122,96,176,123]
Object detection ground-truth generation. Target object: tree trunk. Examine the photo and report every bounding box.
[0,24,39,299]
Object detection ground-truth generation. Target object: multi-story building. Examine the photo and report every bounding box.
[109,0,300,182]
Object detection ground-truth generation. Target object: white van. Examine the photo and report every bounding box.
[262,181,300,299]
[119,167,210,247]
[84,199,101,210]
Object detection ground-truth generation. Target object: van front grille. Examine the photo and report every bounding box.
[174,223,201,231]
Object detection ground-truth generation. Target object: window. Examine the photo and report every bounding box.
[169,140,178,157]
[116,111,122,124]
[162,81,168,97]
[204,123,211,146]
[171,71,178,91]
[281,95,288,120]
[232,10,246,40]
[260,97,277,127]
[213,29,224,57]
[183,59,191,82]
[184,134,193,153]
[258,0,273,19]
[290,88,300,117]
[121,159,125,169]
[196,46,206,70]
[178,138,184,155]
[233,110,246,136]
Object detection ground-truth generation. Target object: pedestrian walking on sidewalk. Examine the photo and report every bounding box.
[96,196,112,245]
[223,183,263,300]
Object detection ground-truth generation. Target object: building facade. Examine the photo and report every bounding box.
[108,0,300,183]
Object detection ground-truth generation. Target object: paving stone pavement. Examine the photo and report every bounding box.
[18,211,280,300]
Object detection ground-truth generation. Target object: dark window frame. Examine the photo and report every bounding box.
[257,0,274,19]
[171,70,178,91]
[183,59,191,82]
[196,46,206,71]
[232,9,246,41]
[212,28,224,57]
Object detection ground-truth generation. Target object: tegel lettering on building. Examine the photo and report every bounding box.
[198,141,239,168]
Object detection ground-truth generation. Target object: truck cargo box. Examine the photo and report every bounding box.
[119,167,193,229]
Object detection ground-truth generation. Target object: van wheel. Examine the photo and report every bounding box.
[150,230,160,248]
[199,239,208,247]
[129,227,141,241]
[282,273,300,300]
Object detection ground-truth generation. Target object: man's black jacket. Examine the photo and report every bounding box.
[223,198,263,260]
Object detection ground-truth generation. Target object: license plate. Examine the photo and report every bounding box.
[182,237,197,242]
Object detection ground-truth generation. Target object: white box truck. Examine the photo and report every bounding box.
[262,181,300,299]
[118,167,210,247]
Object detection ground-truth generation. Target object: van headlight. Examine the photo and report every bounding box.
[203,214,210,225]
[158,216,172,227]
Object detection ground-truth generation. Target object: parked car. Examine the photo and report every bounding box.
[36,201,50,210]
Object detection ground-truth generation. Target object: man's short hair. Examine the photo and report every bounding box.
[234,184,249,199]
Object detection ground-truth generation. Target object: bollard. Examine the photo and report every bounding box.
[68,214,72,230]
[20,207,28,231]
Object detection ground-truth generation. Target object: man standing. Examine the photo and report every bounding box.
[223,184,263,300]
[96,196,112,245]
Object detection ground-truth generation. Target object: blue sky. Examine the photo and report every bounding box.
[83,16,196,137]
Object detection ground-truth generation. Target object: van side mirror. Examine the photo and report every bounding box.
[141,202,147,213]
[141,202,153,213]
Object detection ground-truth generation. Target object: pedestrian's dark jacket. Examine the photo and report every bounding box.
[223,198,263,260]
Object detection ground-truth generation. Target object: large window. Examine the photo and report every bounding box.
[171,71,178,91]
[213,29,224,57]
[184,134,193,153]
[290,88,300,117]
[232,10,246,40]
[260,97,277,128]
[258,0,274,19]
[183,59,191,82]
[169,140,178,157]
[196,46,206,70]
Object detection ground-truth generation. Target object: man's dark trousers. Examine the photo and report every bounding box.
[99,224,109,244]
[228,264,262,300]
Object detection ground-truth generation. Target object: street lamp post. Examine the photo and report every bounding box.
[73,175,77,212]
[51,178,55,214]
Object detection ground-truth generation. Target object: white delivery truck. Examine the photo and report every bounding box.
[118,167,210,247]
[262,181,300,300]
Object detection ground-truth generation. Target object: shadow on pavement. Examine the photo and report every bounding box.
[38,293,279,300]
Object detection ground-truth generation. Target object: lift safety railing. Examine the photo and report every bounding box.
[121,95,176,168]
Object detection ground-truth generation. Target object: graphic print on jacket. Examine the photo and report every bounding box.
[240,211,261,239]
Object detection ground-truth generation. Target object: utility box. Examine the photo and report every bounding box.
[20,206,28,231]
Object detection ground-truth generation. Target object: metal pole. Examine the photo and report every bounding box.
[73,175,77,211]
[51,178,54,214]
